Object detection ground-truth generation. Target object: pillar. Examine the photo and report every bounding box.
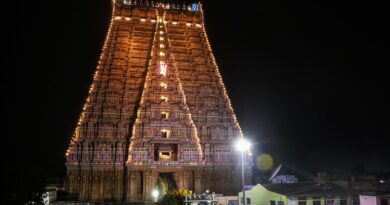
[194,170,203,194]
[128,171,138,201]
[173,171,184,189]
[143,171,157,201]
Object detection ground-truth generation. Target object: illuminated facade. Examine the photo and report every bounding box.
[65,0,252,202]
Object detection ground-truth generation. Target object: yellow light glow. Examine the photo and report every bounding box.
[196,24,201,27]
[160,82,167,89]
[140,18,146,22]
[160,44,165,48]
[160,37,164,41]
[161,129,170,138]
[151,19,156,23]
[159,51,165,56]
[172,21,178,25]
[256,154,274,171]
[115,16,122,20]
[125,17,131,21]
[159,31,164,34]
[161,112,169,119]
[186,23,191,26]
[160,96,168,102]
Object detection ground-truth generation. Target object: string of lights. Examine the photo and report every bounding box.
[198,4,244,139]
[66,0,118,157]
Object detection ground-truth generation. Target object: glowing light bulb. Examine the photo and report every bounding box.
[159,64,167,76]
[235,138,251,152]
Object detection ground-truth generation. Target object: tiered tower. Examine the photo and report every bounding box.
[65,0,252,202]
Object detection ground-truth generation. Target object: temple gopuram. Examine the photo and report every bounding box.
[65,0,252,202]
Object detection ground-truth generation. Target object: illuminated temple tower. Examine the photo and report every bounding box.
[65,0,252,202]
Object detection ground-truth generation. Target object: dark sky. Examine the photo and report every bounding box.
[5,0,389,178]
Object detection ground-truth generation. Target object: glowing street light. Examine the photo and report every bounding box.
[152,189,159,202]
[235,138,251,205]
[235,138,251,152]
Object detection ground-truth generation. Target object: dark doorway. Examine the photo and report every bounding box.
[156,172,177,195]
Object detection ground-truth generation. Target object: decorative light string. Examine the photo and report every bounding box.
[128,7,204,162]
[199,3,244,138]
[66,0,118,157]
[127,8,159,162]
[164,11,203,160]
[66,2,242,163]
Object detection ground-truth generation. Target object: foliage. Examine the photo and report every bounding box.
[157,188,192,205]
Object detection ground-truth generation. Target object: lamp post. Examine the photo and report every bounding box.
[322,184,330,205]
[235,138,251,205]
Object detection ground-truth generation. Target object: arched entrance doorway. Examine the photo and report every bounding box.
[155,172,177,195]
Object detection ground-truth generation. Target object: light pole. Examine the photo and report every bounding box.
[235,138,251,205]
[323,184,330,205]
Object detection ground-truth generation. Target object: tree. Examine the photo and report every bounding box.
[158,188,192,205]
[0,164,46,205]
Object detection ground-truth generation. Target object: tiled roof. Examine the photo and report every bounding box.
[263,183,352,197]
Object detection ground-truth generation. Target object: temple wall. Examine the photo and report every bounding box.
[67,167,124,202]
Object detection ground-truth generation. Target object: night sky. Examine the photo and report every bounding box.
[5,0,389,179]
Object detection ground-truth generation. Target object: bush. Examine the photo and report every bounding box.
[158,188,192,205]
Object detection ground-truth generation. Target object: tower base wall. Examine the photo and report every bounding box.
[66,166,125,202]
[66,165,252,202]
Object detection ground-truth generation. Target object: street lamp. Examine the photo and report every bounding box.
[322,184,330,205]
[235,138,251,205]
[152,189,159,203]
